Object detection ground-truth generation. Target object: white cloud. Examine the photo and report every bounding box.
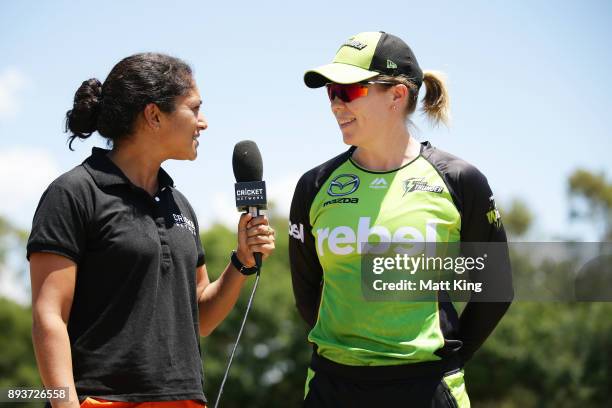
[0,67,29,119]
[0,148,61,228]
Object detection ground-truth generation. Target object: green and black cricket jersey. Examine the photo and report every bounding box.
[27,147,207,403]
[289,141,513,375]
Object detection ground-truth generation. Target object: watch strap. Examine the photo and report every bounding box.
[231,250,258,276]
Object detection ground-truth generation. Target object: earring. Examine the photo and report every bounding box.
[392,105,397,111]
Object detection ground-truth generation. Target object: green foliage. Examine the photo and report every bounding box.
[500,198,533,238]
[0,216,14,264]
[568,169,612,240]
[0,298,41,408]
[468,302,612,408]
[0,215,29,298]
[569,169,612,209]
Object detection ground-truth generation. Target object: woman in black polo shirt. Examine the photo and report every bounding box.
[27,53,275,408]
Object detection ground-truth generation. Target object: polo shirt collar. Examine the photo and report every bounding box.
[83,147,175,189]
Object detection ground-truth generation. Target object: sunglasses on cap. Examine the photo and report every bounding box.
[326,81,395,103]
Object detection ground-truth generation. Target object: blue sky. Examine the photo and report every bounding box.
[0,0,610,245]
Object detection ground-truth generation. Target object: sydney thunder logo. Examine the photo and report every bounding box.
[403,177,444,196]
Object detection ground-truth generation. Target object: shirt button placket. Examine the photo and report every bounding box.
[153,194,171,270]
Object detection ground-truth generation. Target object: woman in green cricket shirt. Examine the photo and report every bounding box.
[289,31,513,408]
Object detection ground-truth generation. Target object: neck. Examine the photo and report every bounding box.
[107,137,164,196]
[352,125,421,172]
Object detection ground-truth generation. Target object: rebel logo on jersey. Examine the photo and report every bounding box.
[315,217,443,257]
[402,177,444,196]
[289,222,305,243]
[327,174,360,196]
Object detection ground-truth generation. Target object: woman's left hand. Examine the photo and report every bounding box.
[236,213,276,268]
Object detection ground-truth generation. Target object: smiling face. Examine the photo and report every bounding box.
[159,86,208,161]
[330,83,396,148]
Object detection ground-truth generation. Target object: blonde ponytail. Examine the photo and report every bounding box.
[421,70,450,127]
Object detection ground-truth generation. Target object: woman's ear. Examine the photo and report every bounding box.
[143,103,162,130]
[392,83,409,103]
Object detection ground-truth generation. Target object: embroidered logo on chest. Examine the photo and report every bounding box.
[172,213,196,236]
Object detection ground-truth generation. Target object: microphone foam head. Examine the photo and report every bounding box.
[232,140,263,182]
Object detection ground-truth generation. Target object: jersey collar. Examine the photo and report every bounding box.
[83,147,175,190]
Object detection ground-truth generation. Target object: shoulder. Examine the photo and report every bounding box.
[421,141,491,196]
[42,164,94,202]
[30,165,93,236]
[296,147,354,193]
[169,186,190,204]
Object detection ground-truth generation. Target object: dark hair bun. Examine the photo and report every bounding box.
[66,78,102,149]
[65,53,193,151]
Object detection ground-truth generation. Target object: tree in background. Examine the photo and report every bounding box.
[465,190,612,408]
[568,169,612,240]
[0,215,29,302]
[0,216,27,268]
[0,216,40,408]
[500,198,533,238]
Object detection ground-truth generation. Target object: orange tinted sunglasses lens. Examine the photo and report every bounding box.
[326,83,369,103]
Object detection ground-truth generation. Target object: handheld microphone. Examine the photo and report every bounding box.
[214,141,266,408]
[232,140,267,269]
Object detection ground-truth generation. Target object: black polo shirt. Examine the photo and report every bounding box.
[27,147,207,403]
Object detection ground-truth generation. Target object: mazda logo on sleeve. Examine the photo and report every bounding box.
[327,174,360,196]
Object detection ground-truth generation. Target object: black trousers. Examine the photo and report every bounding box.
[303,367,464,408]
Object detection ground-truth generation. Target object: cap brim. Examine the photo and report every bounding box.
[304,63,379,88]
